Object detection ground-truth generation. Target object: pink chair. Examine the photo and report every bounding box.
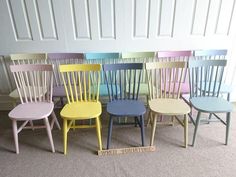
[157,51,192,94]
[8,64,60,154]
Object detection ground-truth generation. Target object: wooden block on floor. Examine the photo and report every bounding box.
[98,146,156,156]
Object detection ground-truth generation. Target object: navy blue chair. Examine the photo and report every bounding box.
[103,63,146,149]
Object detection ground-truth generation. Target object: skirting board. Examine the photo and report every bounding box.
[98,146,156,156]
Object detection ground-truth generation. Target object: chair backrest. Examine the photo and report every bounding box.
[146,61,186,100]
[193,49,227,59]
[59,64,101,103]
[157,51,192,83]
[10,53,47,64]
[103,63,144,101]
[9,64,53,104]
[85,53,120,60]
[188,60,227,98]
[47,53,84,87]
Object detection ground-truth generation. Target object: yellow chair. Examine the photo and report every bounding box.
[146,61,190,148]
[59,64,103,154]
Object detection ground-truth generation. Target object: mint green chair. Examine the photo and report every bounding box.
[121,52,155,103]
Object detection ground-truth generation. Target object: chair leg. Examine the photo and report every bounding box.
[29,121,34,130]
[107,115,113,149]
[146,109,151,127]
[184,114,188,148]
[51,111,61,130]
[12,120,19,154]
[95,117,102,151]
[44,117,55,153]
[140,115,145,146]
[63,119,68,155]
[225,112,231,145]
[192,111,201,147]
[227,93,230,101]
[150,113,157,146]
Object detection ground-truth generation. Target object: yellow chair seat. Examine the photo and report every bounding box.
[149,98,190,115]
[60,102,102,120]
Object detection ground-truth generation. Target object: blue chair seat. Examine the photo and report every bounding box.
[107,100,146,116]
[190,97,233,113]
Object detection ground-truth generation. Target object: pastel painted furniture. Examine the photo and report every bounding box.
[146,61,190,148]
[188,60,233,146]
[59,64,103,154]
[157,51,192,94]
[193,50,231,100]
[9,54,47,104]
[103,63,146,149]
[8,64,60,154]
[121,52,155,101]
[47,53,84,106]
[85,53,120,97]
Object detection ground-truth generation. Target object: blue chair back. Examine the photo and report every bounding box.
[188,60,227,98]
[85,53,120,60]
[103,63,144,101]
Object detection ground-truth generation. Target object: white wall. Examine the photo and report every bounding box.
[1,0,236,53]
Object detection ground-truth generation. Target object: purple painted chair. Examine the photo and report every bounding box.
[8,64,60,154]
[47,53,84,106]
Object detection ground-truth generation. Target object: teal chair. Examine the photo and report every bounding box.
[85,53,120,97]
[121,52,156,102]
[188,60,233,146]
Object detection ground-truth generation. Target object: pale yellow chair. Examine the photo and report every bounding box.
[146,61,190,148]
[59,64,103,154]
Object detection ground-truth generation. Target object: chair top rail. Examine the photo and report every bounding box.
[121,52,155,59]
[59,64,101,72]
[193,49,227,56]
[146,61,186,70]
[157,51,192,58]
[85,53,120,60]
[10,53,47,60]
[10,64,53,72]
[188,60,227,68]
[47,53,84,60]
[103,63,143,71]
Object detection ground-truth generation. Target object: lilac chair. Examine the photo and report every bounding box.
[8,64,60,154]
[47,53,84,106]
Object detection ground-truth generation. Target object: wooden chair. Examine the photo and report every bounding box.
[85,53,120,97]
[59,64,103,154]
[9,54,47,104]
[146,61,190,148]
[121,52,155,103]
[8,64,60,154]
[188,60,233,146]
[157,51,192,94]
[103,63,146,149]
[47,53,84,106]
[193,50,231,100]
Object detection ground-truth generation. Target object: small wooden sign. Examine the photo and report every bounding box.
[98,146,156,156]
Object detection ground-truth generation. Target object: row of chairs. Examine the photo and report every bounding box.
[8,59,233,154]
[8,50,231,107]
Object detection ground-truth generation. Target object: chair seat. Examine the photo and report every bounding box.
[149,98,190,115]
[8,102,54,120]
[60,102,102,120]
[107,100,146,116]
[190,97,233,113]
[53,86,66,97]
